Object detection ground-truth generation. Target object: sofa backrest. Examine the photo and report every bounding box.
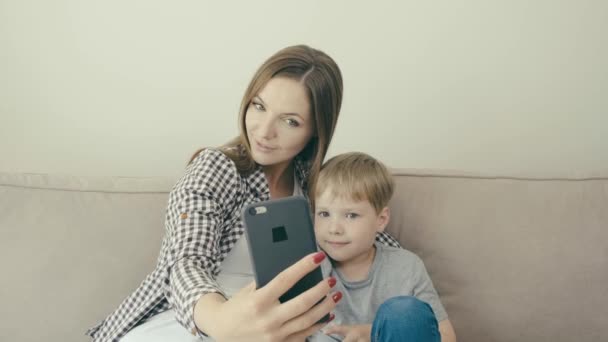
[386,170,608,342]
[1,171,607,342]
[0,173,171,342]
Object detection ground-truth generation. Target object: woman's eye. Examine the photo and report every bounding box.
[285,118,300,127]
[317,211,329,218]
[252,102,265,111]
[346,213,359,219]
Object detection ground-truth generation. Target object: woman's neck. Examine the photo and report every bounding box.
[263,162,294,199]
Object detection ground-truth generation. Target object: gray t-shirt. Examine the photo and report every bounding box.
[321,242,448,326]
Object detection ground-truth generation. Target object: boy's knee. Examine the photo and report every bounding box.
[377,296,434,319]
[372,297,440,342]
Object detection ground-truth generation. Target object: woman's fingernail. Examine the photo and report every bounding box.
[332,291,342,303]
[328,313,335,322]
[328,277,337,288]
[313,252,326,264]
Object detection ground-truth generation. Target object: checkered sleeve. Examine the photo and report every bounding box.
[164,149,239,335]
[376,231,402,248]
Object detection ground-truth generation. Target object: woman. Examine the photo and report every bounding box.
[87,45,401,341]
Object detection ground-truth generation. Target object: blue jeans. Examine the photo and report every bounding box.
[371,296,440,342]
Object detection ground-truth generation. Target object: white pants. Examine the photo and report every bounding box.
[120,310,213,342]
[119,309,334,342]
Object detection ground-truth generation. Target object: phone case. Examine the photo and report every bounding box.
[243,196,329,322]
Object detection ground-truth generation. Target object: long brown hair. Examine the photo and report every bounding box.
[190,44,343,194]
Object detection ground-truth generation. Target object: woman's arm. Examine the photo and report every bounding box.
[376,231,401,248]
[165,150,340,340]
[195,252,340,341]
[164,149,238,334]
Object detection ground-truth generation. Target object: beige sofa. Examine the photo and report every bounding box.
[1,170,606,342]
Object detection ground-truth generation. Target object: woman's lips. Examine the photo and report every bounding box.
[255,140,277,153]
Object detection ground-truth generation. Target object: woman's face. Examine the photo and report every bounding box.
[245,76,314,168]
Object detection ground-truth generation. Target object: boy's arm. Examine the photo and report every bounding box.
[323,324,372,342]
[408,254,456,341]
[439,319,457,342]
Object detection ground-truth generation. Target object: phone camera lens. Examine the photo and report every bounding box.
[248,207,257,216]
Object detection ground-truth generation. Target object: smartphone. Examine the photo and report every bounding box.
[243,196,329,322]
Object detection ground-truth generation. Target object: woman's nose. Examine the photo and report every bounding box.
[258,116,277,139]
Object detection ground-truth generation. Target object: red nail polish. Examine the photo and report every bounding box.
[328,277,337,288]
[313,252,326,264]
[332,291,342,303]
[328,313,335,322]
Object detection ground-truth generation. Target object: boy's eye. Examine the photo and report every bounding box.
[317,211,329,218]
[345,213,359,219]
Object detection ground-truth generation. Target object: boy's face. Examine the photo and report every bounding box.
[314,188,389,265]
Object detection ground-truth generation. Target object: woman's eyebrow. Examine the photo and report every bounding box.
[253,95,265,105]
[254,95,304,119]
[284,113,304,120]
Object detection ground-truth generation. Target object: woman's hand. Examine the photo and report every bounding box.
[323,324,372,342]
[194,251,340,342]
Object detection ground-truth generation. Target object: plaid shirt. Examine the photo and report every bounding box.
[86,148,401,341]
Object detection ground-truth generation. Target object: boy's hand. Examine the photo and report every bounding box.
[323,324,372,342]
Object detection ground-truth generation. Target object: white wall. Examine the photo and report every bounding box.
[1,0,607,178]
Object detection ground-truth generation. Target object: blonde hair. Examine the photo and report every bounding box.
[190,45,343,194]
[314,152,394,213]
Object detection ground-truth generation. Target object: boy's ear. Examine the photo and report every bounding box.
[376,207,390,232]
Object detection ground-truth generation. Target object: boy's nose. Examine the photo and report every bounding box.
[329,220,344,235]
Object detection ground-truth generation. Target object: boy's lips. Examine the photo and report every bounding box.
[325,240,350,247]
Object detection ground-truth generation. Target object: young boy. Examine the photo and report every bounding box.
[310,152,457,342]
